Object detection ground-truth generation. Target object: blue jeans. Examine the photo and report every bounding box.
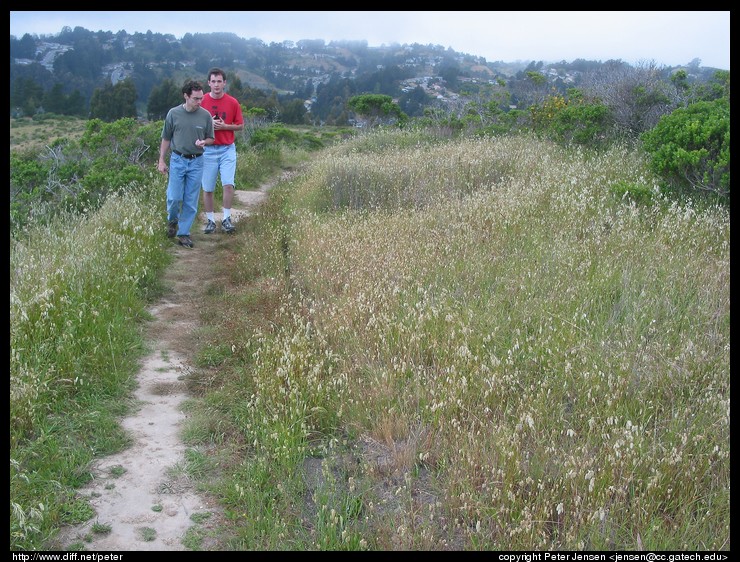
[166,153,204,236]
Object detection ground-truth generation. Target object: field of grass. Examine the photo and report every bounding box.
[10,127,729,551]
[10,115,90,152]
[188,130,730,550]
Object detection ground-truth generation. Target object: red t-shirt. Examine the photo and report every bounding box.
[203,92,244,146]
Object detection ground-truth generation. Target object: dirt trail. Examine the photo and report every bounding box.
[51,184,272,551]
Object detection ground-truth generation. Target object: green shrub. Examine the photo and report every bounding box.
[640,98,729,198]
[249,124,328,152]
[550,103,612,147]
[10,151,48,191]
[11,150,58,233]
[10,117,164,236]
[609,180,655,205]
[250,124,298,147]
[530,93,613,148]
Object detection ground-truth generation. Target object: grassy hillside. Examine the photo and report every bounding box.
[10,116,89,152]
[10,128,730,551]
[205,131,729,550]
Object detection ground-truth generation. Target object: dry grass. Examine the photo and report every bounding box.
[202,130,729,550]
[10,116,88,152]
[10,127,729,551]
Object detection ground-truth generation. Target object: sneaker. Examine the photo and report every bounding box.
[178,235,194,248]
[204,219,216,234]
[167,220,178,238]
[221,217,236,233]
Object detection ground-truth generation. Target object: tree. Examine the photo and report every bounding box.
[66,90,87,117]
[313,76,356,123]
[224,72,244,100]
[508,70,550,108]
[280,99,309,125]
[90,78,137,122]
[580,60,673,137]
[42,84,68,115]
[53,35,107,82]
[458,80,511,130]
[692,70,730,103]
[398,86,432,118]
[437,61,461,89]
[11,33,38,59]
[112,78,138,119]
[147,78,182,120]
[11,76,45,116]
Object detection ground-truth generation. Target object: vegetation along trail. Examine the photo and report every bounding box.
[51,183,273,551]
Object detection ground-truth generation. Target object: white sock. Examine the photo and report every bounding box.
[223,208,231,220]
[207,212,215,222]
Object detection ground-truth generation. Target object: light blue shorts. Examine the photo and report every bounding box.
[201,143,237,192]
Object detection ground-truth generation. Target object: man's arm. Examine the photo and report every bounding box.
[157,139,170,174]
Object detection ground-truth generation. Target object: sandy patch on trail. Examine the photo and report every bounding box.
[51,182,275,551]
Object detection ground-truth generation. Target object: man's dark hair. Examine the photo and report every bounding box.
[182,80,204,96]
[208,67,226,81]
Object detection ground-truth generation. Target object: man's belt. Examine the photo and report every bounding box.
[173,150,202,159]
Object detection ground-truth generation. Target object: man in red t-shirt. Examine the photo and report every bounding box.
[201,67,245,234]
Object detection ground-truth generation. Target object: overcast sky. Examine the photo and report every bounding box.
[9,11,731,70]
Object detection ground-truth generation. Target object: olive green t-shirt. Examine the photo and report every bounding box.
[161,104,214,156]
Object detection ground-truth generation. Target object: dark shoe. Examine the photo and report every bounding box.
[167,220,178,238]
[221,217,235,233]
[204,219,216,234]
[178,235,194,248]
